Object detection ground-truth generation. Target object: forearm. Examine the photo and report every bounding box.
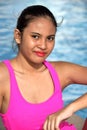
[68,93,87,114]
[58,93,87,121]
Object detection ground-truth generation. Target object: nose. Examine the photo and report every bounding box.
[38,39,47,49]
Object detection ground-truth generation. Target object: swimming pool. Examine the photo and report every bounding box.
[0,0,87,118]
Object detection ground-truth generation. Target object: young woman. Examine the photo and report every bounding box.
[0,5,87,130]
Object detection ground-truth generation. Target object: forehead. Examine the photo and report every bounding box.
[26,17,56,33]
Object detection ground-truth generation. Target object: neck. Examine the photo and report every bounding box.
[12,56,46,74]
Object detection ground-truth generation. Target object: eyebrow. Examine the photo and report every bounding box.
[31,32,40,35]
[31,32,55,37]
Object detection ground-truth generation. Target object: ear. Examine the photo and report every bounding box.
[14,29,21,44]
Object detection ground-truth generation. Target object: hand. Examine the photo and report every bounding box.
[43,106,73,130]
[43,111,61,130]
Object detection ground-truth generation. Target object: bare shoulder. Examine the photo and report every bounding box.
[49,61,72,79]
[49,61,74,71]
[49,61,85,73]
[0,61,9,80]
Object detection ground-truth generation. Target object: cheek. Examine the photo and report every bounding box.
[47,44,54,55]
[20,38,32,49]
[49,42,55,51]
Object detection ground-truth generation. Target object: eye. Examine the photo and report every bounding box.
[47,36,55,41]
[32,35,39,39]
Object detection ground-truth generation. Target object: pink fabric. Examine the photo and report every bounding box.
[0,60,77,130]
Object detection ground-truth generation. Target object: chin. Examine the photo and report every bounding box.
[33,58,46,64]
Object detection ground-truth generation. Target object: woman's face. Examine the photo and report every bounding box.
[15,17,56,64]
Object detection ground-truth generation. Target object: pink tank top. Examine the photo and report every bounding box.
[0,60,76,130]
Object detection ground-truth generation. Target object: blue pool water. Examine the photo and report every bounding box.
[0,0,87,118]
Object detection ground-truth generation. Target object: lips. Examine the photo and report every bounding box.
[35,51,46,57]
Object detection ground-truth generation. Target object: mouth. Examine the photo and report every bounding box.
[35,51,46,57]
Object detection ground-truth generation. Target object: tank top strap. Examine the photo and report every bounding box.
[43,60,62,93]
[3,60,18,100]
[3,60,15,81]
[3,60,14,73]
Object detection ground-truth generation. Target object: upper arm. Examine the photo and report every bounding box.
[65,63,87,85]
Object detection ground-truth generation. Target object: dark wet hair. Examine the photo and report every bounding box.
[16,5,57,33]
